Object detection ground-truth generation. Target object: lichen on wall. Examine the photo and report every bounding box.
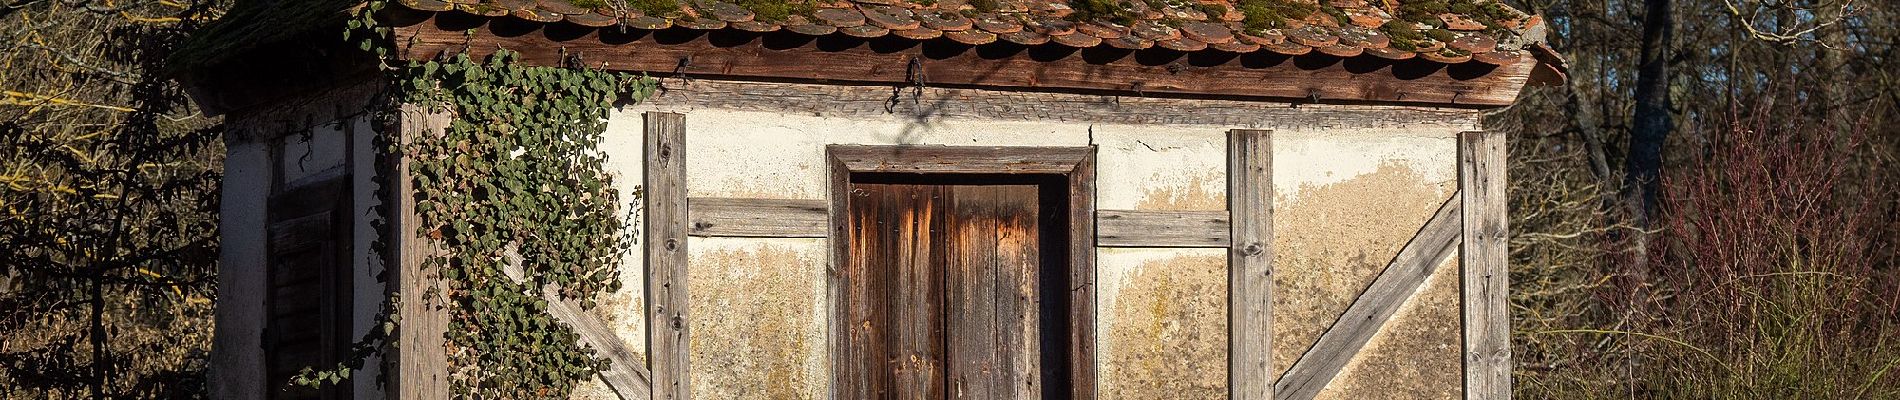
[1097,249,1229,400]
[1271,157,1455,379]
[684,238,829,399]
[1318,258,1463,400]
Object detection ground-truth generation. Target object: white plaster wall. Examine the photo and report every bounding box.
[572,93,1474,399]
[346,116,386,399]
[211,141,269,400]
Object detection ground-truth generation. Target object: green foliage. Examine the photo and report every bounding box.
[283,2,656,397]
[393,50,654,399]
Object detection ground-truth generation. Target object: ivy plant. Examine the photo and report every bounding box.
[287,1,657,398]
[396,50,652,398]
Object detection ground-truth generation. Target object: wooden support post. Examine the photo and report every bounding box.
[1228,129,1273,400]
[1459,130,1511,399]
[1067,149,1099,400]
[392,105,449,399]
[645,112,691,400]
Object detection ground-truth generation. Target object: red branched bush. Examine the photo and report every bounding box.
[1646,103,1900,397]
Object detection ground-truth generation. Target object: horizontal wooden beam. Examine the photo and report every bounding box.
[391,15,1534,107]
[688,197,829,238]
[1095,210,1230,248]
[1274,195,1461,400]
[828,145,1093,175]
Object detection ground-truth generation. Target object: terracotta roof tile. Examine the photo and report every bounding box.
[385,0,1551,67]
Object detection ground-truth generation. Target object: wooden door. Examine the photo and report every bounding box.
[843,183,1044,399]
[267,175,353,400]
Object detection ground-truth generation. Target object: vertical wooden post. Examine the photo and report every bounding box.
[392,105,449,399]
[1227,129,1273,400]
[1067,149,1098,399]
[645,112,691,400]
[1459,130,1511,399]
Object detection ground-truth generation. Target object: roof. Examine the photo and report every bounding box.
[169,0,362,74]
[388,0,1551,66]
[173,0,1567,110]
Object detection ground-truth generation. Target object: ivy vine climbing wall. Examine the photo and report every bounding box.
[286,2,660,397]
[396,50,655,398]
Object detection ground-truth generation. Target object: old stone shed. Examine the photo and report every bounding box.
[180,0,1565,399]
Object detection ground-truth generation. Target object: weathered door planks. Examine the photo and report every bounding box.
[843,184,1045,399]
[827,145,1098,399]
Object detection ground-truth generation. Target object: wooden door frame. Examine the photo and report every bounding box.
[825,145,1098,399]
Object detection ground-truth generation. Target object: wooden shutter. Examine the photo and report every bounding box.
[266,175,353,400]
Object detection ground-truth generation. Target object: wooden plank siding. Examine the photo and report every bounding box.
[1227,129,1274,400]
[644,112,692,400]
[1459,131,1511,399]
[687,197,829,238]
[1274,197,1463,400]
[1095,210,1230,248]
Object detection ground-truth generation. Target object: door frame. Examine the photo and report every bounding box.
[826,145,1098,399]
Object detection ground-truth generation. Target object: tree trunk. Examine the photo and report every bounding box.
[1815,0,1847,123]
[1627,0,1672,235]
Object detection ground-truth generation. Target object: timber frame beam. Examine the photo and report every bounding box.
[645,112,691,400]
[1460,130,1511,399]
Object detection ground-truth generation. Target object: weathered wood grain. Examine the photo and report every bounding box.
[630,79,1484,132]
[393,106,449,398]
[948,186,1003,400]
[393,21,1536,107]
[1095,209,1231,248]
[644,112,692,400]
[826,150,857,399]
[1274,196,1463,400]
[829,145,1094,175]
[843,184,949,398]
[1228,129,1273,400]
[826,145,1098,399]
[1459,131,1511,400]
[1066,150,1100,400]
[498,256,654,400]
[686,197,828,238]
[992,187,1043,399]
